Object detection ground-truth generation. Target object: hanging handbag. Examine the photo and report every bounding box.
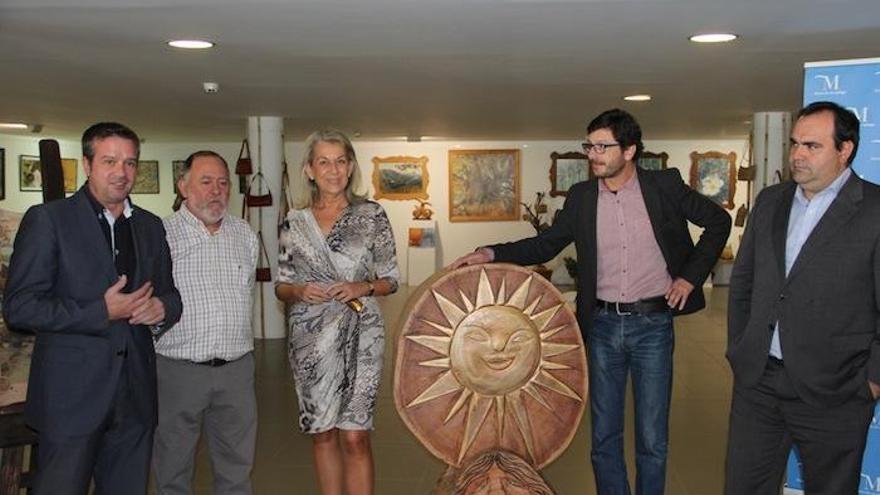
[235,139,253,175]
[244,171,273,208]
[255,231,272,282]
[278,167,293,235]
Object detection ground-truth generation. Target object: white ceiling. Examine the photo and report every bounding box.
[1,0,878,142]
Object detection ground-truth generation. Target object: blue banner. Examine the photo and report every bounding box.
[787,57,880,494]
[803,58,880,186]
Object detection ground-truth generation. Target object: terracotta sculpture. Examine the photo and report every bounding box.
[452,449,554,495]
[395,264,587,494]
[413,200,434,220]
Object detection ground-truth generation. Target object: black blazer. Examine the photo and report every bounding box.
[727,174,880,407]
[3,188,182,435]
[492,167,731,336]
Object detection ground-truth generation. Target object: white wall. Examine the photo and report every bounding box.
[0,134,244,218]
[1,133,746,284]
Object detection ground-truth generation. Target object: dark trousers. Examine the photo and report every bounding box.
[33,366,153,495]
[725,358,875,495]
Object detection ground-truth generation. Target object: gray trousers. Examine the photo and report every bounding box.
[152,353,257,495]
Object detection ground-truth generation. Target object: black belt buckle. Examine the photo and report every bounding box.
[598,296,667,316]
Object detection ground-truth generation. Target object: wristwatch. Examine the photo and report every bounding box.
[366,281,375,297]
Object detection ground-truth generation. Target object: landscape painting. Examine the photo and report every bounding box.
[372,156,429,200]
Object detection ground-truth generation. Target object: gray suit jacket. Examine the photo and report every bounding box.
[727,173,880,407]
[3,187,182,435]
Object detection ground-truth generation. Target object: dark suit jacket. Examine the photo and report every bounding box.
[3,187,182,435]
[492,167,731,335]
[727,174,880,407]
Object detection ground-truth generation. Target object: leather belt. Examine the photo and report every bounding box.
[596,296,669,315]
[193,358,231,367]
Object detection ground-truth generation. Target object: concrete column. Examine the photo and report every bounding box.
[247,116,285,339]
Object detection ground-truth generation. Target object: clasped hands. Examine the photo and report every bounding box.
[300,281,370,305]
[104,275,166,325]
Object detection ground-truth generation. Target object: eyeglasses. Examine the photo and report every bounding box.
[581,142,621,154]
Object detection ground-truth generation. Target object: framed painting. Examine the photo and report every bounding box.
[132,160,160,194]
[19,155,42,191]
[0,148,4,200]
[638,151,668,171]
[371,155,429,201]
[408,227,436,247]
[449,149,520,222]
[549,151,589,197]
[19,155,78,193]
[172,160,187,195]
[62,158,77,193]
[689,151,737,209]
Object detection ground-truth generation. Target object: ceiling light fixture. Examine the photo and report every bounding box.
[0,123,28,130]
[623,94,652,102]
[689,33,738,43]
[167,39,215,49]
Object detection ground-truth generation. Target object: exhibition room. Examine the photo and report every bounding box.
[0,1,878,493]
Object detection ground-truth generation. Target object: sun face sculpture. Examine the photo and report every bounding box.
[394,264,587,469]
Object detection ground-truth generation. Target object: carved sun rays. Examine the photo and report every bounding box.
[405,269,581,464]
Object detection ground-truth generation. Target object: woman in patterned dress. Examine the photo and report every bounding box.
[275,129,399,495]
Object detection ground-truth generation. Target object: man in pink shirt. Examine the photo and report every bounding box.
[453,109,730,495]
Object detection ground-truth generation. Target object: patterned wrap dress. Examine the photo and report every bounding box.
[277,200,400,433]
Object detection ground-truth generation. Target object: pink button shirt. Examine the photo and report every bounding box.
[596,173,672,303]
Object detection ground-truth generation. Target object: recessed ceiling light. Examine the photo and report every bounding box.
[623,94,652,102]
[0,123,28,129]
[167,39,215,49]
[689,33,738,43]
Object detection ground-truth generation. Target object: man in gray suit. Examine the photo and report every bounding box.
[725,101,880,494]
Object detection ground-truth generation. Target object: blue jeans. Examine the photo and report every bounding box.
[587,307,674,495]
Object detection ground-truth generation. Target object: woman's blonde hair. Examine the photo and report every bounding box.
[293,129,366,209]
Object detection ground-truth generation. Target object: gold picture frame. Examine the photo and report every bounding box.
[689,151,737,209]
[61,158,78,193]
[132,160,160,194]
[638,151,669,171]
[449,149,520,222]
[549,151,590,197]
[18,155,78,194]
[371,155,429,201]
[19,155,42,192]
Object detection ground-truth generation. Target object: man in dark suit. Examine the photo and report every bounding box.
[3,122,182,495]
[725,101,880,494]
[452,109,731,495]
